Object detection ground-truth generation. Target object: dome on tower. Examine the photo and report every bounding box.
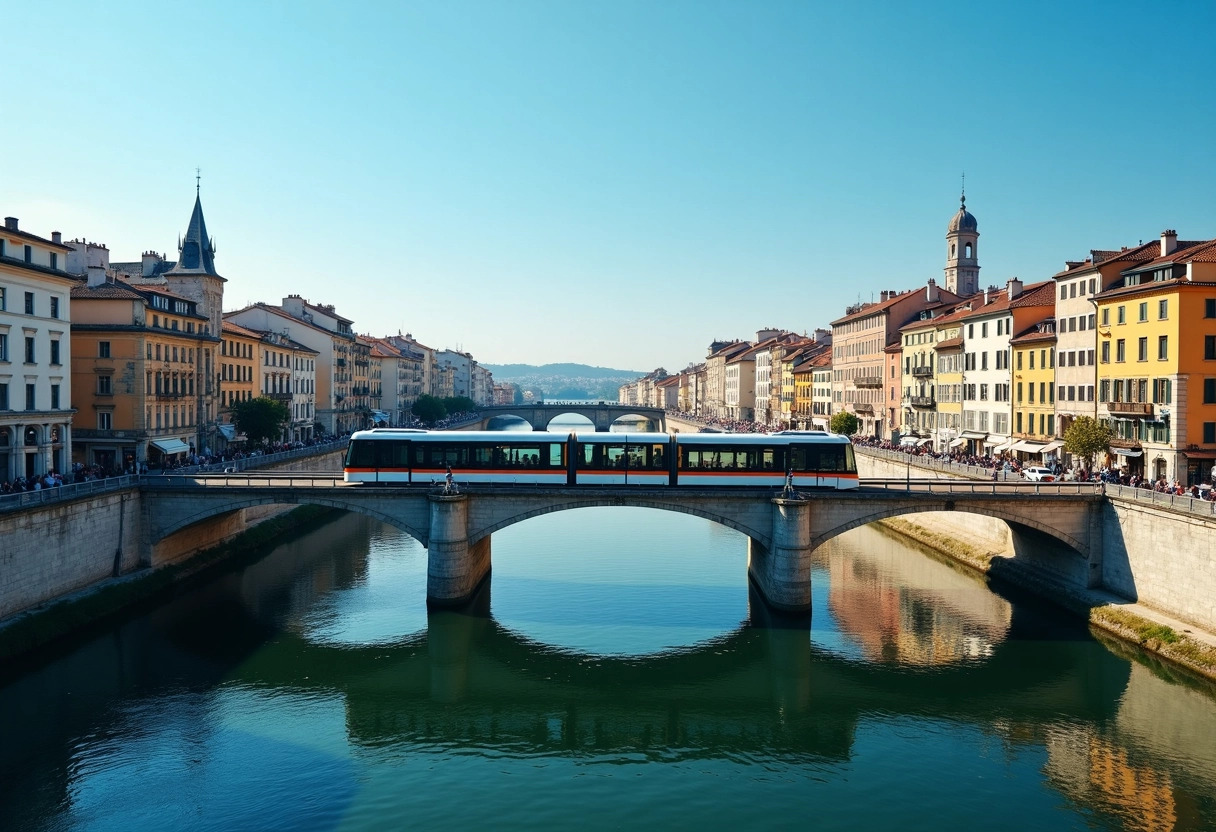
[948,194,977,233]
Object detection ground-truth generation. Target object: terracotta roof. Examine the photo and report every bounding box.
[1010,327,1057,345]
[71,282,145,300]
[1095,276,1216,301]
[958,281,1052,319]
[830,289,920,326]
[935,336,963,350]
[221,320,264,339]
[1009,281,1057,308]
[810,351,832,366]
[1123,239,1213,270]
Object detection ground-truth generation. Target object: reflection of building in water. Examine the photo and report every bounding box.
[1045,729,1176,832]
[823,526,1011,665]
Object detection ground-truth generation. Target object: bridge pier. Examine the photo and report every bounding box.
[747,497,814,613]
[427,495,492,607]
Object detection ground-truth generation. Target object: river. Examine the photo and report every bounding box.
[3,419,1216,830]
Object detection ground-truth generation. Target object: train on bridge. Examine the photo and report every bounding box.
[344,429,858,489]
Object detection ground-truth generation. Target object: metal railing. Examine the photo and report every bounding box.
[0,475,141,512]
[854,445,1013,481]
[862,478,1100,496]
[144,473,347,489]
[1105,483,1216,518]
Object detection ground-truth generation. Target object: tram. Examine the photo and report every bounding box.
[343,429,858,489]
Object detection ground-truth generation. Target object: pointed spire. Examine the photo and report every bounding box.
[167,186,221,277]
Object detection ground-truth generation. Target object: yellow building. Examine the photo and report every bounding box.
[1011,321,1058,462]
[1095,233,1216,483]
[218,321,261,448]
[898,316,938,443]
[792,353,814,427]
[71,275,215,469]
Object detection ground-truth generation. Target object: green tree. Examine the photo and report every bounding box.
[231,396,290,447]
[412,394,447,424]
[829,411,859,436]
[1063,415,1113,466]
[442,396,477,413]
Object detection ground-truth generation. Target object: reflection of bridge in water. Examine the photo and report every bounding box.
[229,583,1128,761]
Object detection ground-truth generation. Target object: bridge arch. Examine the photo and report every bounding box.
[155,495,430,547]
[810,503,1088,559]
[469,499,770,548]
[539,411,595,431]
[605,412,662,431]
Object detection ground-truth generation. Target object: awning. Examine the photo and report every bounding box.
[1011,440,1046,453]
[983,434,1003,446]
[1040,439,1065,454]
[993,438,1017,453]
[961,431,987,440]
[1183,450,1216,459]
[900,437,920,446]
[217,424,236,440]
[917,437,933,446]
[371,411,390,422]
[150,438,190,455]
[1113,448,1143,458]
[949,437,967,448]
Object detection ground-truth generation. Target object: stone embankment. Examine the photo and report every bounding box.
[855,446,1216,683]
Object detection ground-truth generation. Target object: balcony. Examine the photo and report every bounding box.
[911,395,935,408]
[1107,401,1153,416]
[854,376,883,388]
[852,403,875,414]
[911,365,934,378]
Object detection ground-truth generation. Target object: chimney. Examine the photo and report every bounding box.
[1007,277,1023,299]
[880,290,889,302]
[51,231,62,245]
[983,288,990,305]
[926,278,939,303]
[86,264,107,288]
[1161,229,1178,256]
[3,217,17,230]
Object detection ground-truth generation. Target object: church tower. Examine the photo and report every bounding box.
[164,183,226,337]
[945,191,980,296]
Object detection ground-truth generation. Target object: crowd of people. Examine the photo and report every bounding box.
[666,410,774,434]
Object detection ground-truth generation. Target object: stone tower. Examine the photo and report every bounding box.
[164,190,226,337]
[945,192,980,296]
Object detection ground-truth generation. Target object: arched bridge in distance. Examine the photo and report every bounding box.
[469,402,667,432]
[139,475,1107,613]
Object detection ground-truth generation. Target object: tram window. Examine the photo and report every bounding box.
[548,443,564,467]
[347,441,375,467]
[646,444,665,469]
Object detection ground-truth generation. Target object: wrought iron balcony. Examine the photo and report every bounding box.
[852,403,875,414]
[854,376,883,388]
[911,395,936,408]
[911,365,934,378]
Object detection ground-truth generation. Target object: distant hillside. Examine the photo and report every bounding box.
[482,363,649,401]
[483,363,645,381]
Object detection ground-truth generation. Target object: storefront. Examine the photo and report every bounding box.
[149,437,191,468]
[1110,446,1144,477]
[1185,451,1216,486]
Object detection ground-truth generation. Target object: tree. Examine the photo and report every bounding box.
[412,394,447,424]
[1063,416,1113,467]
[231,396,290,447]
[829,411,859,436]
[442,396,477,414]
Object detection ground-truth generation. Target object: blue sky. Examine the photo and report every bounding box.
[4,0,1215,371]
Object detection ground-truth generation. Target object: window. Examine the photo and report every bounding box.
[1205,379,1216,405]
[25,383,35,410]
[1207,299,1216,318]
[1016,382,1023,403]
[0,333,7,361]
[97,375,112,395]
[23,246,32,263]
[0,287,5,310]
[1088,349,1095,365]
[50,340,60,365]
[1116,339,1125,362]
[1102,308,1109,326]
[1016,412,1023,433]
[1138,302,1148,322]
[99,341,111,358]
[1207,336,1216,360]
[24,336,34,363]
[1158,336,1168,361]
[51,384,60,409]
[1069,283,1076,299]
[1016,352,1023,370]
[24,292,34,314]
[98,412,112,430]
[50,253,58,270]
[1117,306,1126,324]
[1158,299,1168,320]
[1029,351,1035,370]
[50,296,59,319]
[982,322,988,338]
[0,382,6,409]
[1089,278,1096,294]
[1206,423,1216,444]
[1060,285,1067,300]
[1138,337,1148,362]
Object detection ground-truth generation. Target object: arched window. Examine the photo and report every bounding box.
[951,244,956,257]
[24,426,39,446]
[964,243,973,258]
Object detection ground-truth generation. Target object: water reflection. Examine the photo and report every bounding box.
[3,512,1216,830]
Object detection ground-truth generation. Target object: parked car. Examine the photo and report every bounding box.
[1023,466,1055,482]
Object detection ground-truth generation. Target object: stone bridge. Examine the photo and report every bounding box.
[471,403,667,432]
[140,476,1105,612]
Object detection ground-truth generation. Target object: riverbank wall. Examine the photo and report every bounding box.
[0,449,346,623]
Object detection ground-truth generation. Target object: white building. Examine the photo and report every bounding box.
[0,216,78,480]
